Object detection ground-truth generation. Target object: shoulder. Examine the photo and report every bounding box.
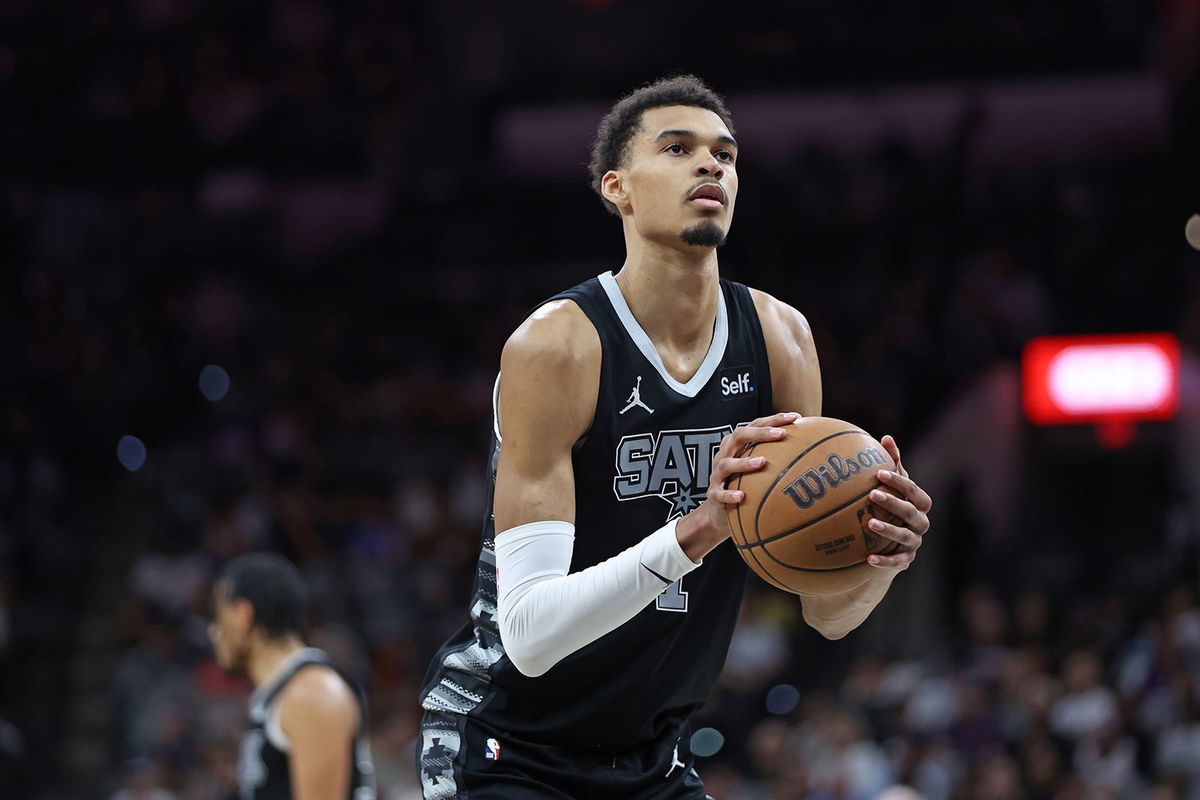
[276,665,359,734]
[748,287,821,415]
[748,288,815,352]
[501,298,601,373]
[500,299,601,429]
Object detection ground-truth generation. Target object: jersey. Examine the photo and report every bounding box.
[419,270,774,756]
[238,647,376,800]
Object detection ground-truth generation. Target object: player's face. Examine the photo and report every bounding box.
[208,582,251,673]
[614,105,738,249]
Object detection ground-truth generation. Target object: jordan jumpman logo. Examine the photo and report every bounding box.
[620,376,654,415]
[664,742,686,777]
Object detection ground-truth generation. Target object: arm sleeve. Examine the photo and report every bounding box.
[495,519,702,677]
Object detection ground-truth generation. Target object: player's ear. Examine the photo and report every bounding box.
[235,598,255,633]
[601,170,630,212]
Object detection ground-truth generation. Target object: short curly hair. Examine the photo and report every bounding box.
[588,74,735,217]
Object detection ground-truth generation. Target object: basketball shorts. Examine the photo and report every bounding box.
[418,709,712,800]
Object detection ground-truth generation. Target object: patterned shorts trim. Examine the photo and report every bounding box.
[418,713,463,800]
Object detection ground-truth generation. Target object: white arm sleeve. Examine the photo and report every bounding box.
[495,519,702,677]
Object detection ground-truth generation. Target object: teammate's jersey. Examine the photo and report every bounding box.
[238,647,376,800]
[420,270,774,751]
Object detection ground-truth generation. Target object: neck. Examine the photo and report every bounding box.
[247,635,307,688]
[615,229,720,352]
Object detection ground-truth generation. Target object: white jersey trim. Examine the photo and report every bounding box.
[249,647,327,753]
[492,372,503,441]
[266,703,290,752]
[597,271,728,399]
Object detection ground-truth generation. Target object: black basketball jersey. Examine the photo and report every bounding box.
[420,270,773,752]
[239,648,376,800]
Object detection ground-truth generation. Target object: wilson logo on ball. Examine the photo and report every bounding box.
[727,418,899,596]
[782,447,889,510]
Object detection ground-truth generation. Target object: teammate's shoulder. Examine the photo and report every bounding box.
[502,298,601,370]
[276,663,359,739]
[278,663,356,711]
[747,287,813,343]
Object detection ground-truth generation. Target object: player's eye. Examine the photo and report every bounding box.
[665,143,686,154]
[716,150,734,162]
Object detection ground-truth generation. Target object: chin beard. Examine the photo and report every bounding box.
[680,221,727,248]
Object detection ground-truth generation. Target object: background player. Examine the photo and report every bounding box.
[419,74,932,799]
[209,553,376,800]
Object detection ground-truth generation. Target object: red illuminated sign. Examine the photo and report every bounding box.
[1023,333,1179,425]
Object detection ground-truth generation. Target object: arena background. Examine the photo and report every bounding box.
[4,1,1200,798]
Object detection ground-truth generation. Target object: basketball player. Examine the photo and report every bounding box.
[209,553,376,799]
[419,75,933,799]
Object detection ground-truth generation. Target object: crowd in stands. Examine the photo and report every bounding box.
[3,1,1198,797]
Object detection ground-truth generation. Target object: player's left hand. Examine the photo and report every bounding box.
[864,435,932,572]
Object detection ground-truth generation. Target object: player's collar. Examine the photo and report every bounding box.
[598,270,729,398]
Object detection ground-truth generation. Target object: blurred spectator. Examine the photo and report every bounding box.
[3,1,1195,797]
[179,736,239,800]
[804,709,894,798]
[1156,691,1200,791]
[370,691,422,800]
[970,750,1023,800]
[877,788,926,800]
[108,758,177,800]
[1074,722,1142,797]
[1050,650,1121,741]
[110,605,193,763]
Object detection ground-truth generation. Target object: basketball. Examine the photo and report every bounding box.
[728,417,905,596]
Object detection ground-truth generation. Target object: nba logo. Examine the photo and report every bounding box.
[485,738,501,760]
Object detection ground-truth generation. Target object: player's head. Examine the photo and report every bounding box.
[209,552,309,673]
[589,74,737,251]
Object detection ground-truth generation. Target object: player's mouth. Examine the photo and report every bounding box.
[687,182,726,210]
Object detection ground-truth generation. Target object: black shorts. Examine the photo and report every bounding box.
[418,710,711,800]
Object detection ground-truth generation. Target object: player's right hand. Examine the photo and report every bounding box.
[679,412,800,556]
[708,411,799,506]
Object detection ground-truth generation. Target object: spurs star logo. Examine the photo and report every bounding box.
[612,425,733,520]
[620,376,654,416]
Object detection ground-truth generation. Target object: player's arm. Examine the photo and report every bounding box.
[493,301,788,677]
[752,288,822,418]
[751,289,932,640]
[492,300,598,533]
[277,667,361,800]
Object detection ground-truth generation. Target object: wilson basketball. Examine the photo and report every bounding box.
[728,417,905,596]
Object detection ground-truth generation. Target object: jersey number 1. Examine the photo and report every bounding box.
[656,578,688,613]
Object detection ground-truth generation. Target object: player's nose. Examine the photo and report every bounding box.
[695,152,724,179]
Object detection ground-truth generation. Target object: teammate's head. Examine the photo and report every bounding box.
[589,74,737,250]
[209,553,308,673]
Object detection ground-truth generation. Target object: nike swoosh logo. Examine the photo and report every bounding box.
[641,563,672,585]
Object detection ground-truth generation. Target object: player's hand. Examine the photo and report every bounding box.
[691,412,801,540]
[864,435,932,571]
